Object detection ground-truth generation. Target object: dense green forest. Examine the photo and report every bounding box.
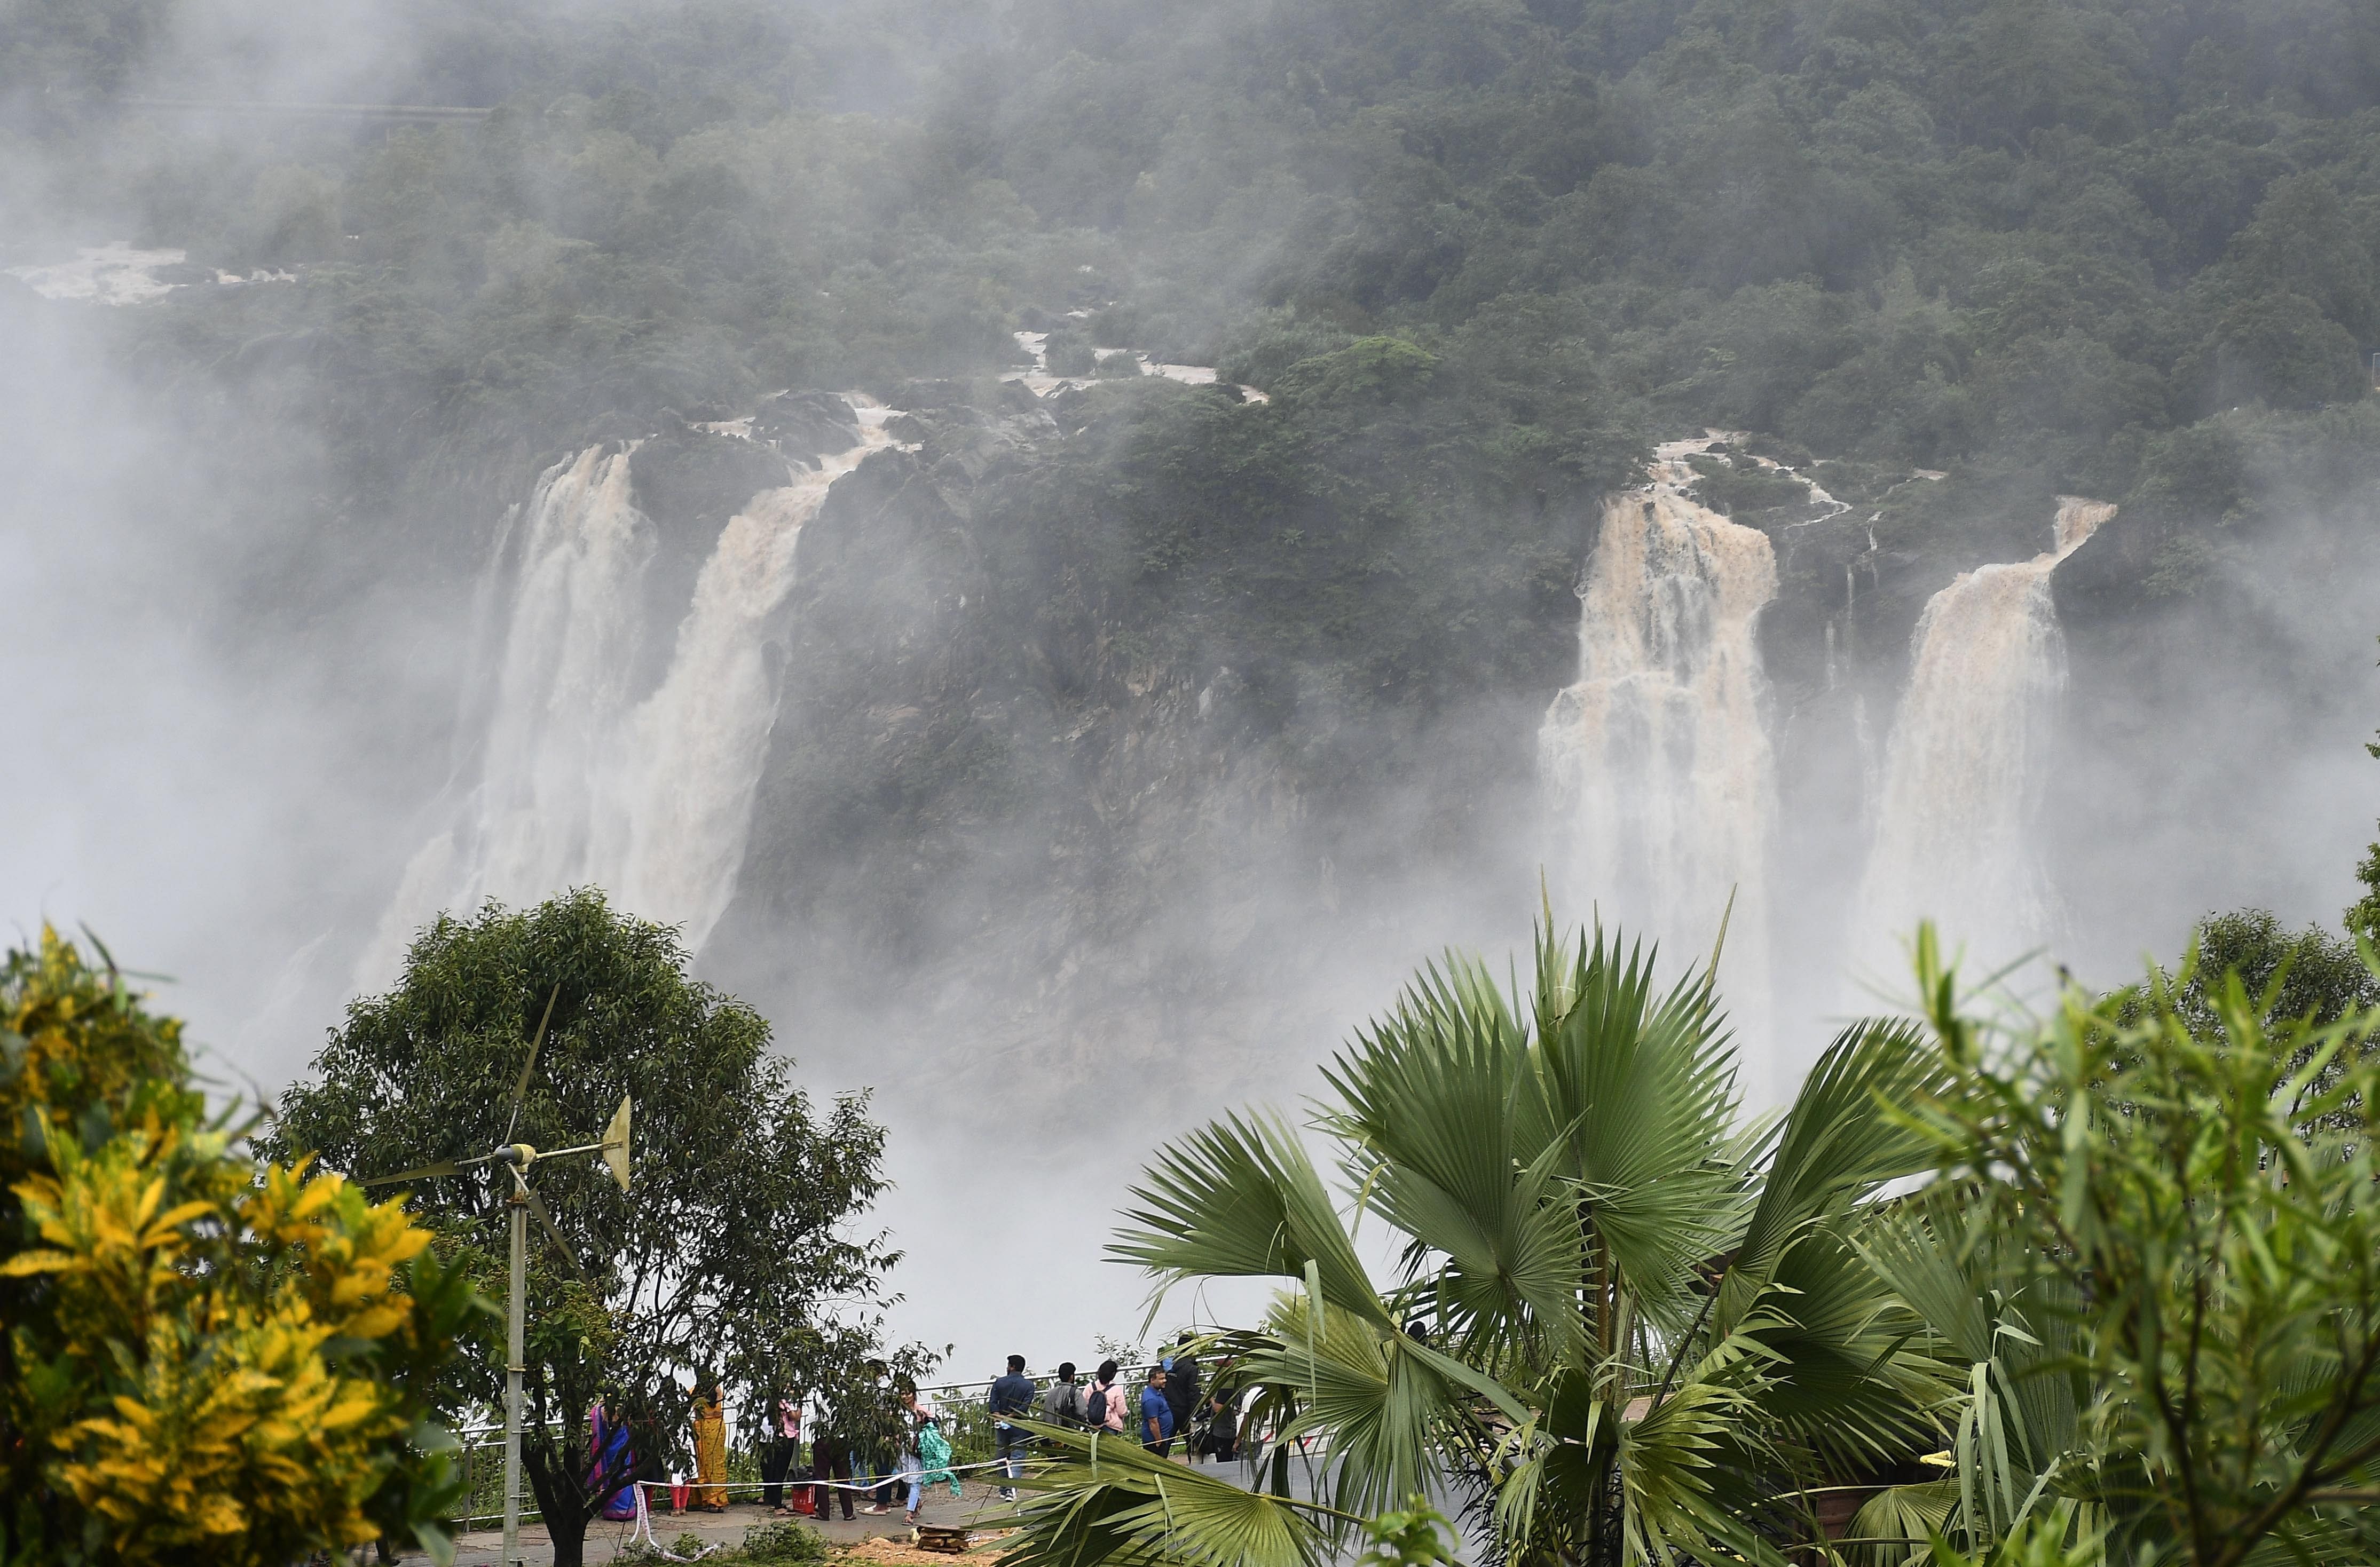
[5,0,2377,1050]
[12,0,2380,555]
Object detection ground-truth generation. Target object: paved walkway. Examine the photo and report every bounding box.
[410,1486,1028,1565]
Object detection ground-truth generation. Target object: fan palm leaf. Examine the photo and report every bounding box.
[1321,954,1587,1367]
[1026,914,1961,1567]
[1716,1019,1947,1340]
[1112,1111,1389,1327]
[1522,923,1745,1340]
[1000,1426,1337,1567]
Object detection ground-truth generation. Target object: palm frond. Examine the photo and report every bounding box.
[1110,1111,1388,1327]
[1320,954,1586,1364]
[1717,1018,1946,1339]
[1852,1194,2077,1479]
[1234,1292,1523,1516]
[1524,920,1747,1332]
[1745,1221,1950,1471]
[1002,1424,1337,1567]
[1847,1481,1957,1567]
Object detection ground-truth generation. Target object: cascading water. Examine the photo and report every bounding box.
[593,417,896,945]
[1540,437,1779,1037]
[358,398,896,985]
[1847,496,2117,979]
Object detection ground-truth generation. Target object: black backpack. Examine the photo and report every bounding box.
[1085,1383,1110,1427]
[1049,1383,1086,1428]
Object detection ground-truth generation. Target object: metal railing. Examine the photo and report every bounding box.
[447,1416,555,1531]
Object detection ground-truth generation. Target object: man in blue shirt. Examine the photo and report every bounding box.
[988,1355,1037,1500]
[1139,1366,1175,1457]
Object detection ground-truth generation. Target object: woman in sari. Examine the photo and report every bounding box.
[588,1395,640,1522]
[690,1382,729,1511]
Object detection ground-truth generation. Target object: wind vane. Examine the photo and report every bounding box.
[362,986,633,1567]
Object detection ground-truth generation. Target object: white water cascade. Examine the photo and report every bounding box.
[1848,496,2117,980]
[1540,437,1779,1033]
[358,399,897,985]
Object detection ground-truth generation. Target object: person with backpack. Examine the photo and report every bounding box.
[1085,1359,1129,1436]
[988,1354,1037,1502]
[1041,1362,1086,1428]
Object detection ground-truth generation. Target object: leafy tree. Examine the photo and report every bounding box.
[2151,909,2378,1042]
[264,889,909,1567]
[2191,292,2364,410]
[1896,923,2380,1567]
[2354,850,2380,953]
[2352,647,2380,950]
[0,929,475,1567]
[1006,914,1956,1567]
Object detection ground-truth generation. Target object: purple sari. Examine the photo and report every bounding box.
[589,1403,639,1521]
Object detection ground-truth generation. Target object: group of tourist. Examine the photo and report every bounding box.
[1000,1334,1242,1471]
[636,1335,1246,1529]
[746,1390,896,1525]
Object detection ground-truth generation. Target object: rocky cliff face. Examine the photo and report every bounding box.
[614,383,2374,1117]
[705,382,1369,1114]
[692,392,2018,1109]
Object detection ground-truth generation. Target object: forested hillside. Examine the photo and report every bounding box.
[6,0,2377,1103]
[17,0,2380,532]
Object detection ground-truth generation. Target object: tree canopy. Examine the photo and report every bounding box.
[20,0,2380,653]
[1010,909,2380,1567]
[0,929,474,1567]
[264,889,910,1567]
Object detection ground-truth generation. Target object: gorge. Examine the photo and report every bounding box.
[10,0,2380,1384]
[356,381,2156,1114]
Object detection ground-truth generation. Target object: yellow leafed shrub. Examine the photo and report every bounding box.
[0,929,481,1567]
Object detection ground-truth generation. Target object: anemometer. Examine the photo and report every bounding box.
[362,987,633,1567]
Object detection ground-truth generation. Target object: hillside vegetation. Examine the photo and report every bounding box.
[5,0,2377,1084]
[12,0,2380,546]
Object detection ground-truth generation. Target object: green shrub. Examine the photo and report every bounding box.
[1045,336,1097,376]
[735,1521,830,1563]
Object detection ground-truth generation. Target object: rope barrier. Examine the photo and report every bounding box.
[622,1452,1018,1498]
[620,1482,722,1561]
[603,1454,1024,1553]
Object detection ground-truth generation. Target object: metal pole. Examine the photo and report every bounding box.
[503,1175,527,1567]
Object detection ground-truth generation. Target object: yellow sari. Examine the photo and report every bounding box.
[692,1392,729,1509]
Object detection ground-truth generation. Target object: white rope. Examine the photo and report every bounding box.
[628,1453,1018,1498]
[621,1481,723,1561]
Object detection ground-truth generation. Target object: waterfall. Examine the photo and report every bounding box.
[1848,496,2116,979]
[358,399,894,985]
[1540,437,1779,1030]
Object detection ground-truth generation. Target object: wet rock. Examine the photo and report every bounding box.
[756,389,863,460]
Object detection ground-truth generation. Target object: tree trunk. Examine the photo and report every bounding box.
[524,1440,595,1567]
